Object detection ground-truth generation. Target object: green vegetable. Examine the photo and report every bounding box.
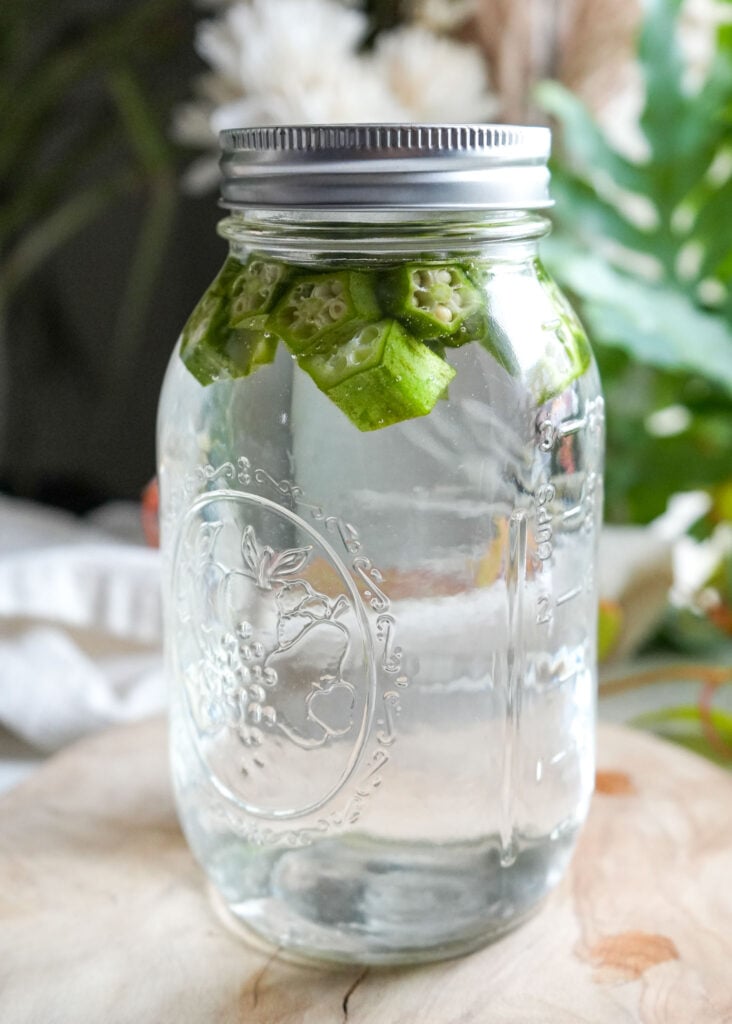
[229,256,290,327]
[180,258,278,385]
[381,263,481,340]
[531,262,592,403]
[271,270,380,353]
[300,318,456,430]
[178,252,591,428]
[529,315,592,405]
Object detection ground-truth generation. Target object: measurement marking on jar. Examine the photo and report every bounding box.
[537,420,555,452]
[536,594,552,626]
[537,406,603,449]
[561,504,584,522]
[557,416,587,437]
[556,585,583,606]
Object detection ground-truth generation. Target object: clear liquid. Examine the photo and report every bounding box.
[170,642,590,964]
[212,832,577,965]
[159,288,603,965]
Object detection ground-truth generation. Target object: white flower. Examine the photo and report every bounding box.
[410,0,477,32]
[679,0,732,92]
[195,0,368,100]
[173,0,401,187]
[372,24,498,123]
[173,0,497,191]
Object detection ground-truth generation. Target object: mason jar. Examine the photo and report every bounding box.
[157,124,604,966]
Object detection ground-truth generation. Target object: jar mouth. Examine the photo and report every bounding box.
[217,209,552,260]
[218,123,554,212]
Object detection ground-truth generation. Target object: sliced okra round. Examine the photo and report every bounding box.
[179,261,279,386]
[271,270,381,354]
[299,318,456,431]
[380,263,481,341]
[229,255,290,328]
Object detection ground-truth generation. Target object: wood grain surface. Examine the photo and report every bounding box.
[1,719,731,1024]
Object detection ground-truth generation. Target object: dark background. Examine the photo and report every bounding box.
[4,191,223,509]
[1,0,223,511]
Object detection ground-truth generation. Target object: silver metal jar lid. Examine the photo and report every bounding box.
[219,124,552,211]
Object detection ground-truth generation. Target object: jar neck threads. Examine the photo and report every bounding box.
[218,210,551,263]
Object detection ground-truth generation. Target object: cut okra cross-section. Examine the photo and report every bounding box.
[300,318,456,431]
[229,256,290,328]
[180,263,278,386]
[381,263,481,341]
[271,270,381,354]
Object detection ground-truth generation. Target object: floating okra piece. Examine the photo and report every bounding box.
[299,318,456,431]
[271,270,381,354]
[529,315,592,404]
[229,255,291,328]
[180,259,279,386]
[380,263,481,341]
[530,261,592,403]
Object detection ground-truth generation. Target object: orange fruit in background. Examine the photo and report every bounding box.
[141,478,159,548]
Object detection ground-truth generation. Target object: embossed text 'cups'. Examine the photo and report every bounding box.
[157,124,604,965]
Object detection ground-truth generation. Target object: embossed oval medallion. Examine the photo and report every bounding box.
[173,490,375,819]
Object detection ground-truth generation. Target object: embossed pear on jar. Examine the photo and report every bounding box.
[173,491,375,819]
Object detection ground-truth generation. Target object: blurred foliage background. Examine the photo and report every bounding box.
[1,0,731,665]
[0,0,222,506]
[542,1,732,527]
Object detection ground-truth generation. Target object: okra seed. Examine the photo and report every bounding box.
[329,299,347,318]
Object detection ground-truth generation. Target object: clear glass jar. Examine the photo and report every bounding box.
[157,125,604,966]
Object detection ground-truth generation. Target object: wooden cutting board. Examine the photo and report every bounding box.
[1,718,731,1024]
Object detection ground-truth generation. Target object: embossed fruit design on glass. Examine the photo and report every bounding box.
[157,125,604,965]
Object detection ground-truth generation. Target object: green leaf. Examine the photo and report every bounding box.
[538,2,732,526]
[0,172,136,297]
[544,238,732,392]
[0,0,181,181]
[107,68,173,175]
[536,81,649,194]
[540,3,732,340]
[549,168,659,256]
[695,174,732,281]
[630,704,732,766]
[638,0,687,171]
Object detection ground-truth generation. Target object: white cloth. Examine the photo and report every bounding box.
[0,497,164,752]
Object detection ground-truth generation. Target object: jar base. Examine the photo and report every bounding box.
[206,831,576,967]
